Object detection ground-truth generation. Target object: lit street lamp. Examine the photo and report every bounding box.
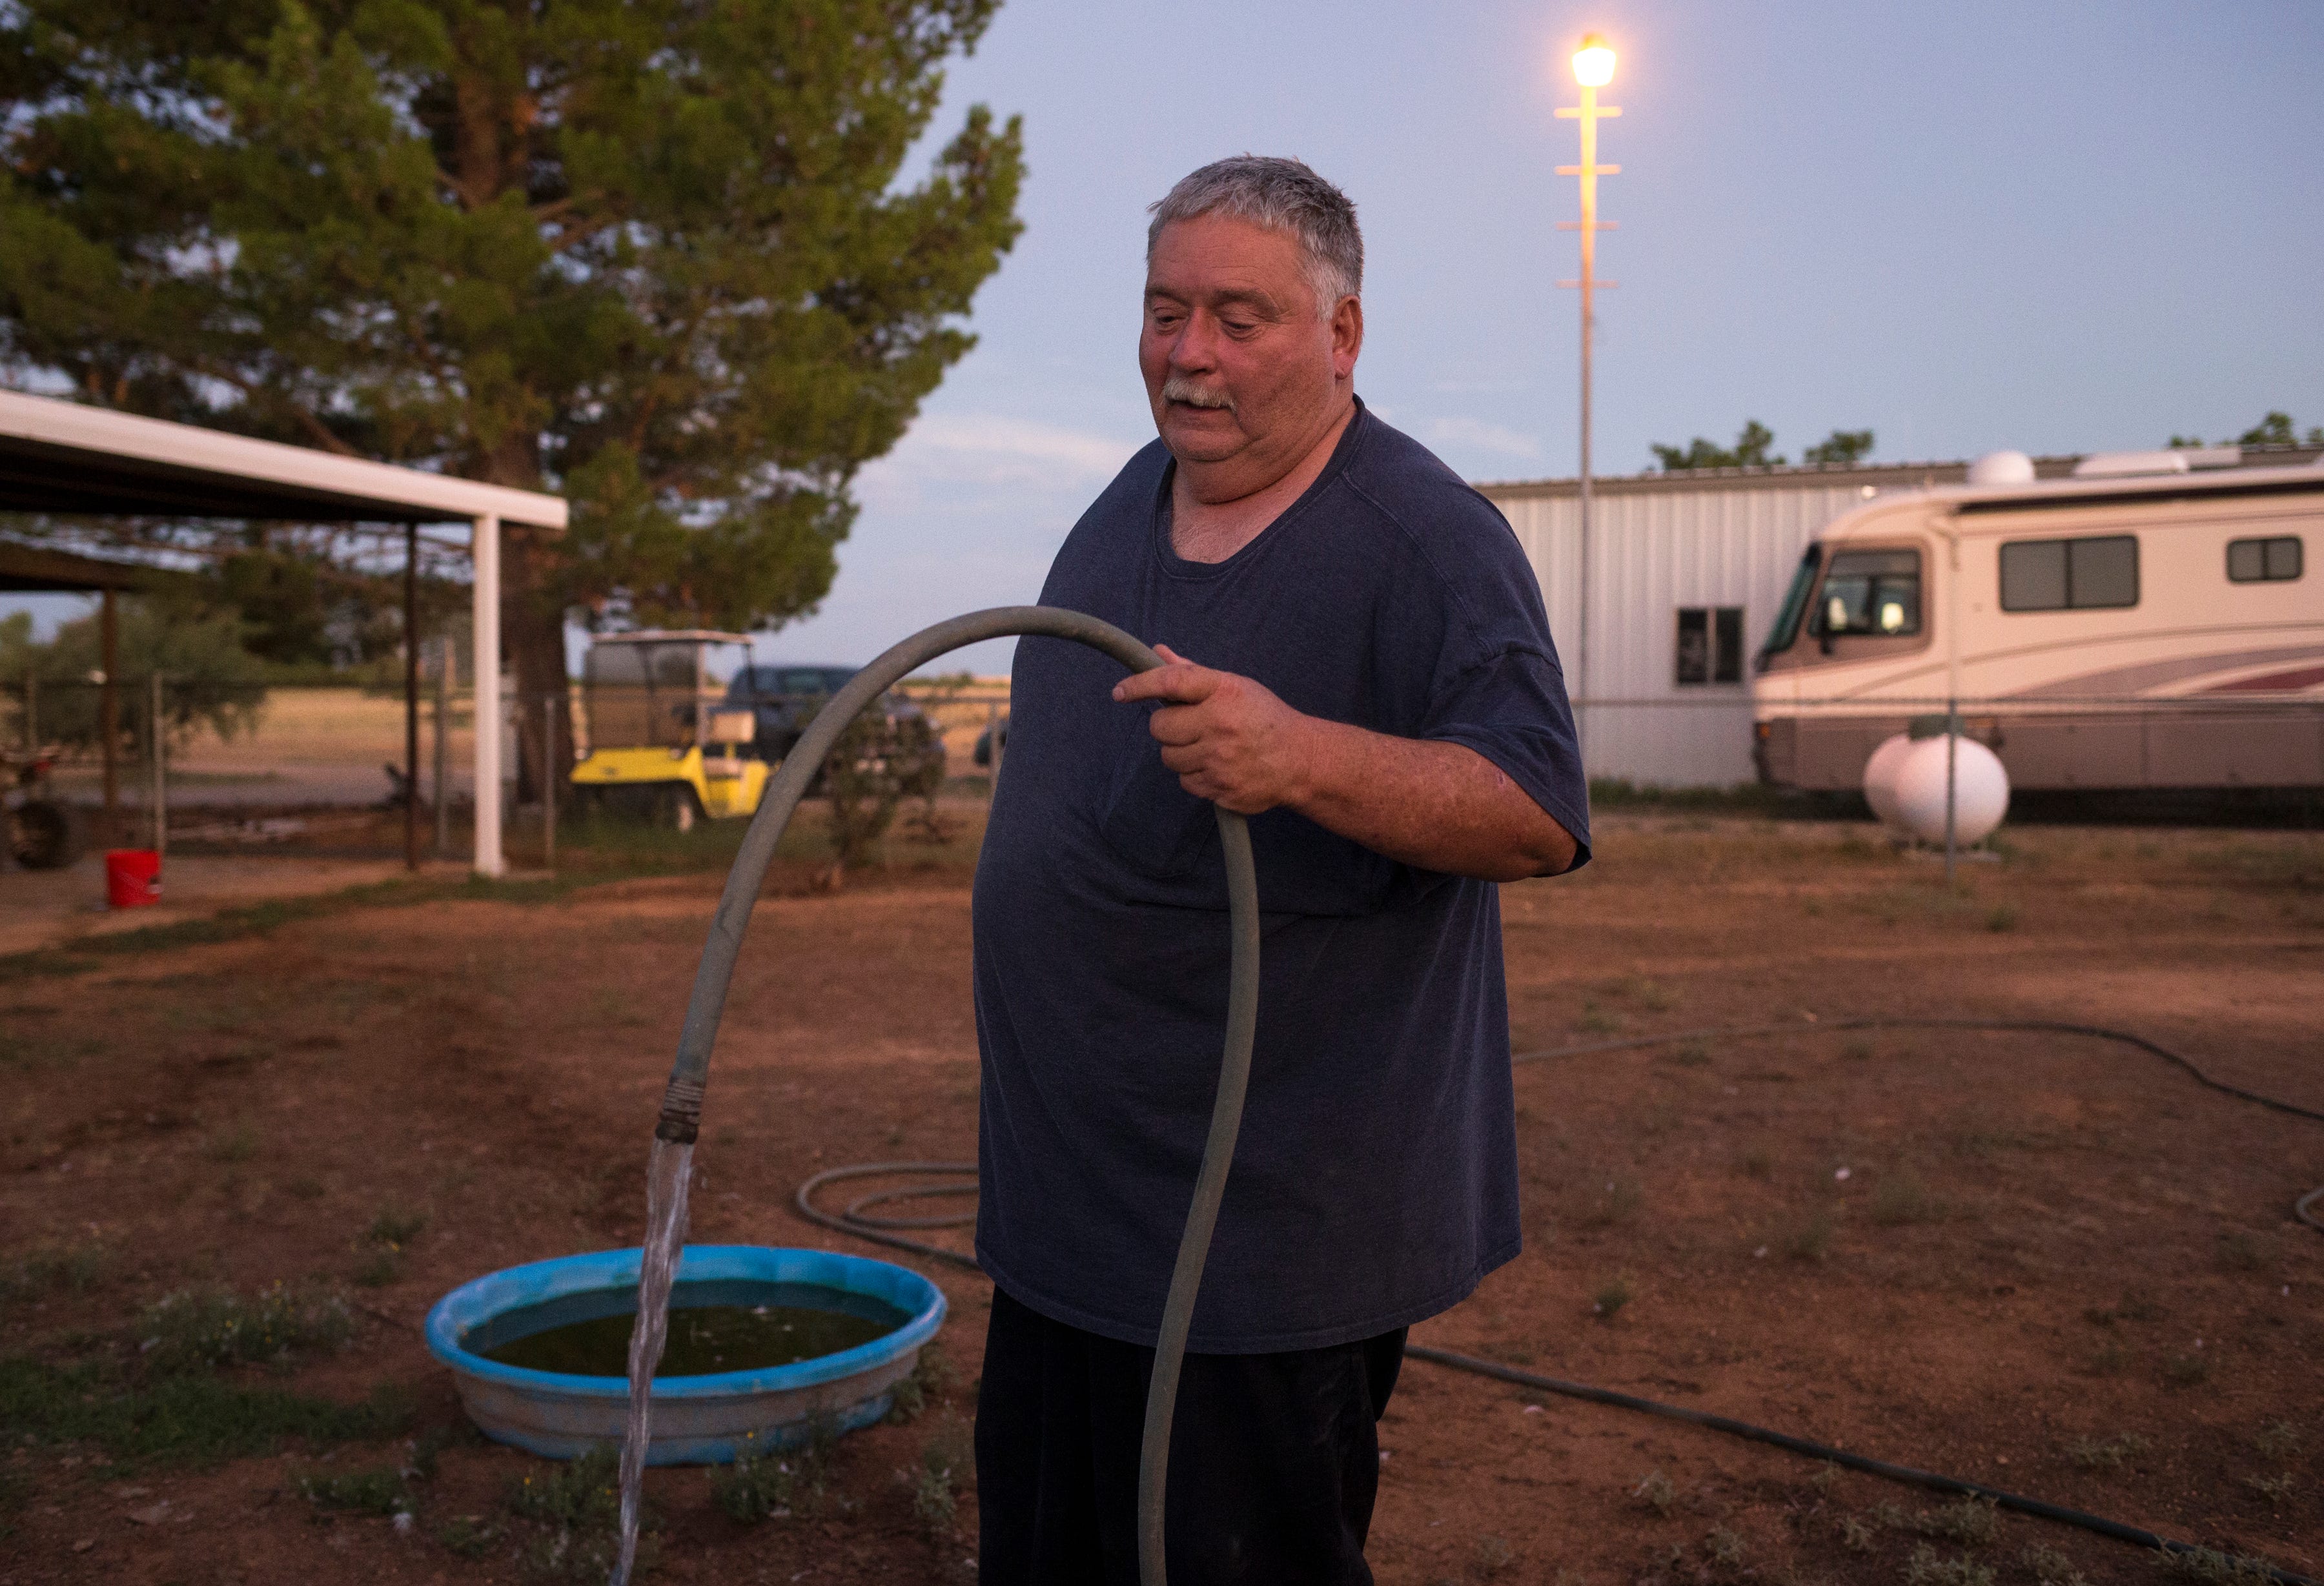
[1557,33,1618,744]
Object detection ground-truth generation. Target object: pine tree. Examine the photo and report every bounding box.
[1,1,1024,792]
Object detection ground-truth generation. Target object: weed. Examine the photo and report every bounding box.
[353,1250,402,1289]
[1669,1042,1711,1068]
[709,1417,837,1523]
[912,1418,973,1535]
[2254,1420,2300,1460]
[2021,1542,2091,1586]
[2066,1433,2148,1471]
[285,1176,325,1201]
[1840,1039,1875,1061]
[2080,1343,2128,1378]
[139,1283,354,1374]
[2161,1354,2212,1389]
[206,1123,260,1164]
[1903,1543,1995,1586]
[1871,1171,1942,1227]
[1702,1527,1746,1571]
[1740,1146,1775,1180]
[1984,906,2017,933]
[1591,1276,1633,1320]
[2215,1232,2273,1273]
[2155,1546,2283,1583]
[1835,1513,1876,1552]
[884,1348,956,1426]
[366,1206,429,1250]
[1472,1534,1514,1578]
[1782,1208,1837,1263]
[1578,999,1623,1035]
[1624,978,1676,1012]
[1632,1469,1677,1517]
[1919,1496,1999,1545]
[1,1240,109,1300]
[298,1463,413,1516]
[2241,1472,2294,1506]
[508,1445,620,1530]
[435,1514,502,1557]
[1809,1460,1840,1496]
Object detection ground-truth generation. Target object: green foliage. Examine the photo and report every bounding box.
[1903,1544,1994,1586]
[820,705,946,875]
[1,597,268,752]
[0,0,1028,713]
[1803,428,1876,465]
[708,1418,836,1522]
[2155,1546,2285,1583]
[2169,412,2324,449]
[138,1283,354,1374]
[0,1354,408,1467]
[298,1462,414,1516]
[1652,419,1783,471]
[1591,1275,1633,1319]
[913,1418,971,1534]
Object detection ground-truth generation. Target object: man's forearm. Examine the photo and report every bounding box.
[1285,716,1577,882]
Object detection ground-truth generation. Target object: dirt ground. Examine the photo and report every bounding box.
[2,813,2319,1585]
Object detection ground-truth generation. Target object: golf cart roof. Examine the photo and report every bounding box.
[589,629,753,646]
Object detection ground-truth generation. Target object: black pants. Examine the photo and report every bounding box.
[975,1286,1407,1586]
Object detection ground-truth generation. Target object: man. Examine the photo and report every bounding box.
[972,156,1589,1584]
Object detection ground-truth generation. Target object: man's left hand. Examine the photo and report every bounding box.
[1112,645,1314,814]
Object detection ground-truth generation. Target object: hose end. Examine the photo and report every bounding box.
[654,1075,705,1144]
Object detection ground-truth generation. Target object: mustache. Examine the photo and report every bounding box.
[1161,376,1234,411]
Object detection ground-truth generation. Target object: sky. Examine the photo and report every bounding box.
[9,0,2323,673]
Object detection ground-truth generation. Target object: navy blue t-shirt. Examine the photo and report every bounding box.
[972,402,1589,1352]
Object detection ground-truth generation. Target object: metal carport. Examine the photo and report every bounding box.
[0,387,567,875]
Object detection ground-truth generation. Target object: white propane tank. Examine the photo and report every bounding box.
[1891,735,2010,846]
[1860,733,1916,830]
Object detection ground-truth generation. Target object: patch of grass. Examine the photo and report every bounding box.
[1631,1470,1677,1518]
[298,1462,414,1516]
[1471,1534,1515,1578]
[1591,1276,1633,1321]
[2254,1420,2300,1460]
[205,1122,260,1164]
[1840,1039,1875,1061]
[352,1250,402,1288]
[139,1283,354,1374]
[1702,1527,1746,1571]
[434,1514,502,1558]
[1835,1513,1876,1552]
[1667,1041,1712,1068]
[2160,1353,2212,1389]
[913,1418,972,1536]
[708,1416,837,1523]
[1,1239,110,1301]
[507,1444,644,1581]
[1870,1171,1942,1227]
[2214,1231,2274,1273]
[884,1348,955,1427]
[2155,1546,2284,1583]
[2021,1542,2091,1586]
[1904,1544,1995,1586]
[285,1176,326,1201]
[2081,1342,2130,1378]
[1984,905,2018,933]
[0,1354,408,1467]
[365,1206,429,1250]
[1622,978,1676,1012]
[1576,999,1623,1035]
[1920,1496,1999,1545]
[2240,1472,2294,1506]
[2066,1432,2148,1471]
[1740,1145,1775,1179]
[1782,1208,1837,1263]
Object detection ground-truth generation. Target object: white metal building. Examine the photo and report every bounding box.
[1479,446,2323,788]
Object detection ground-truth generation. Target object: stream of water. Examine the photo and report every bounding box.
[611,1135,693,1586]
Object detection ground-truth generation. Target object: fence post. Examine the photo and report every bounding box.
[150,671,167,860]
[433,637,451,860]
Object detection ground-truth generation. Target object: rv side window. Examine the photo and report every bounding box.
[1676,607,1748,686]
[2227,536,2303,583]
[1999,534,2139,611]
[1811,549,1922,638]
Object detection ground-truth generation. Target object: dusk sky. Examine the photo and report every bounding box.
[8,1,2321,674]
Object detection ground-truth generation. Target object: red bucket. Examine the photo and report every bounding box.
[105,849,162,909]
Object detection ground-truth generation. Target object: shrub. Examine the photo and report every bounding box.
[139,1283,354,1374]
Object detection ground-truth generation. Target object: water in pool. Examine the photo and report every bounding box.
[478,1283,905,1377]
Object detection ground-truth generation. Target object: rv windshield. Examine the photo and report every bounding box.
[1760,544,1821,666]
[1812,549,1922,638]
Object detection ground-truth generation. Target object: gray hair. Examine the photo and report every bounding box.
[1146,156,1363,316]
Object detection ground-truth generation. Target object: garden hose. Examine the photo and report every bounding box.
[797,1017,2322,1584]
[646,606,1258,1586]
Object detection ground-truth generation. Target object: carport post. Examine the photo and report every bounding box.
[404,522,420,872]
[99,588,119,844]
[473,512,504,877]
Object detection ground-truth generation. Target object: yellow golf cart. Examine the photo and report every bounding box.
[569,631,768,829]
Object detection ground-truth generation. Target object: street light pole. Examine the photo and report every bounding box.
[1558,34,1618,746]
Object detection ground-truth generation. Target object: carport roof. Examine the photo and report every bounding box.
[0,387,567,529]
[0,538,174,594]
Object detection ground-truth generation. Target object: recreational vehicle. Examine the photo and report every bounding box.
[1751,458,2324,792]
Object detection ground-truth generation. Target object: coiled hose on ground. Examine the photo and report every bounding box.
[795,1018,2323,1586]
[644,607,1258,1586]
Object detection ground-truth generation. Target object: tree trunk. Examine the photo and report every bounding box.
[504,525,574,808]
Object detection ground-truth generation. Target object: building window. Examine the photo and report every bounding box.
[1677,606,1746,685]
[2227,536,2303,583]
[1812,549,1922,638]
[1999,534,2139,611]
